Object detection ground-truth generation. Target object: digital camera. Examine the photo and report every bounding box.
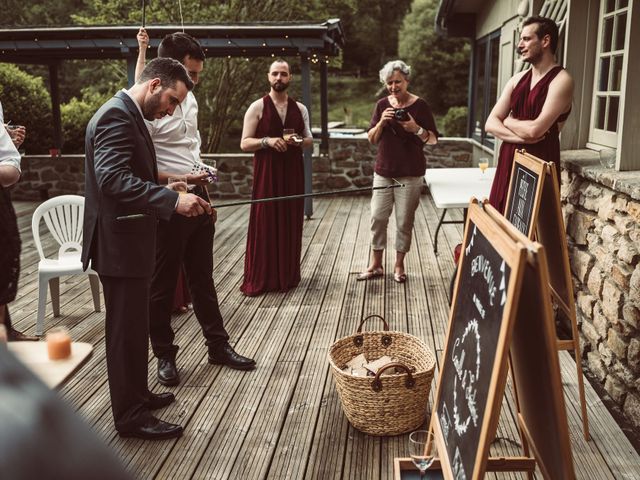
[394,108,409,122]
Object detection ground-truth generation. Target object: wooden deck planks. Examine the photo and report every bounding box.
[6,196,638,480]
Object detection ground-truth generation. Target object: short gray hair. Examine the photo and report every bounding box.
[379,60,411,84]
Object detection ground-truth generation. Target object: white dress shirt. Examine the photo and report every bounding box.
[146,91,200,175]
[0,102,21,173]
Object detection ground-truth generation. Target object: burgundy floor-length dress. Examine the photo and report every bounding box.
[241,96,305,296]
[489,66,571,213]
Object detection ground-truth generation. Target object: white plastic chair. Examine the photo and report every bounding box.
[31,195,101,335]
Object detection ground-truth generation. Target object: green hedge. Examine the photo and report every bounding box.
[0,64,53,154]
[442,106,468,137]
[61,92,107,154]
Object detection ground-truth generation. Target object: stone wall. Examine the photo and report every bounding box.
[208,138,473,199]
[562,150,640,429]
[12,155,85,201]
[10,138,474,201]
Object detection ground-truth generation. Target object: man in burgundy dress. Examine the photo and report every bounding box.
[486,16,573,213]
[239,60,313,296]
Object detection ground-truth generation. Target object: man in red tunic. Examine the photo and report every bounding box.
[240,60,313,296]
[486,16,573,213]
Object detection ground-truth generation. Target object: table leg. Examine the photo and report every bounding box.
[433,209,447,254]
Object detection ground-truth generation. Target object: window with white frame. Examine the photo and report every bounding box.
[471,31,500,148]
[590,0,630,147]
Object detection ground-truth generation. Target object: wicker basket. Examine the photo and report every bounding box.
[328,315,436,436]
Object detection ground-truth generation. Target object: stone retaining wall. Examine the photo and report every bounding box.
[12,155,85,201]
[562,150,640,429]
[10,138,474,201]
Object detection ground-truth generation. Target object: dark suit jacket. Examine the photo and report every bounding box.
[82,91,178,278]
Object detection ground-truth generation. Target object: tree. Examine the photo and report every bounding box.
[341,0,412,76]
[72,0,356,152]
[0,64,53,154]
[398,0,470,116]
[61,91,110,153]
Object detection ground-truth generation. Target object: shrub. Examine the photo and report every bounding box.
[442,106,468,137]
[61,92,107,153]
[0,64,53,154]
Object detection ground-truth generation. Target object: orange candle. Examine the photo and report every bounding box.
[47,327,72,360]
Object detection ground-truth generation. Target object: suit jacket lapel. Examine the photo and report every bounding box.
[114,91,159,180]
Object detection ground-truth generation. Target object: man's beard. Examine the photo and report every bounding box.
[142,92,163,120]
[521,48,543,66]
[271,81,289,92]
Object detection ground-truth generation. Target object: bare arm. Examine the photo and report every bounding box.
[485,73,534,144]
[0,165,20,187]
[368,107,395,145]
[135,28,149,82]
[503,70,574,140]
[0,126,21,187]
[240,100,287,153]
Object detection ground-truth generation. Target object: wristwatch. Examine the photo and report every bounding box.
[415,127,424,136]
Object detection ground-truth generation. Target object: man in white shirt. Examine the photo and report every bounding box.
[136,29,255,386]
[0,101,39,342]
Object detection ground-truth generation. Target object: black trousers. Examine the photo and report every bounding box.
[149,211,229,361]
[100,275,153,431]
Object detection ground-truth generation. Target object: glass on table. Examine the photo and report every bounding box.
[478,157,490,175]
[47,326,72,360]
[409,429,437,478]
[168,175,188,194]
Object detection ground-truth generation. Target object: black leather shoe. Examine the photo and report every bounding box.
[7,328,39,342]
[208,343,256,370]
[157,358,180,386]
[145,392,175,410]
[118,416,183,440]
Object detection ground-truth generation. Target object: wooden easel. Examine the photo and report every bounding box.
[394,199,575,479]
[504,150,589,440]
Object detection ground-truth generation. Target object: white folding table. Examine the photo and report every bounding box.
[424,167,496,254]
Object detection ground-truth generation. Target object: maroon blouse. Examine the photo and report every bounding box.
[368,97,438,178]
[489,66,571,213]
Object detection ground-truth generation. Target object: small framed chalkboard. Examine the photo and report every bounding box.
[433,200,527,480]
[503,150,590,440]
[504,150,545,237]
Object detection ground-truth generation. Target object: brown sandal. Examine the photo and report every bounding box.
[356,267,384,281]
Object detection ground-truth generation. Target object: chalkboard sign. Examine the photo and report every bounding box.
[504,151,545,236]
[433,200,526,480]
[503,150,589,440]
[484,204,576,479]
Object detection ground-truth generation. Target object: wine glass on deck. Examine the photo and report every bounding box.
[478,157,490,176]
[599,148,616,169]
[409,429,437,478]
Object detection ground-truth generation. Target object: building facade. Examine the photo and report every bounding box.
[436,0,640,429]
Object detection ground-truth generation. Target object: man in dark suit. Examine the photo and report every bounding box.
[83,57,212,440]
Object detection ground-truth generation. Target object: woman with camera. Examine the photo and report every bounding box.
[357,60,438,283]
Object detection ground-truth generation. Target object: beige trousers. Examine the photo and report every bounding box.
[370,173,424,253]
